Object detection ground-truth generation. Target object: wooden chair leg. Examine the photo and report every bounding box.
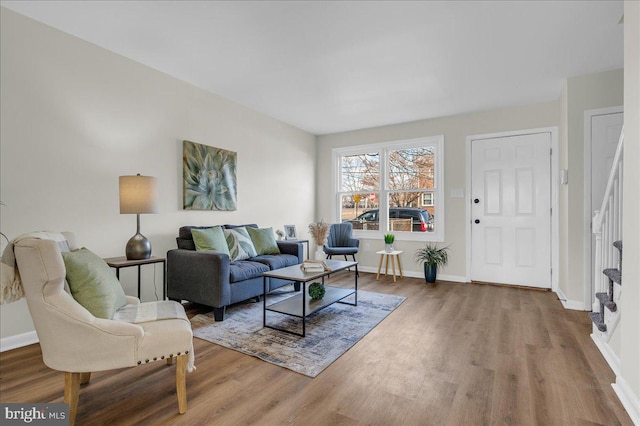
[176,354,188,414]
[167,356,175,365]
[80,372,91,384]
[64,372,81,426]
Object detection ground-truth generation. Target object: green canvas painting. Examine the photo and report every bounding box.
[183,140,237,211]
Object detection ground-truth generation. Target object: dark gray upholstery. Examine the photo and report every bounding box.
[229,261,269,283]
[252,254,299,270]
[323,222,359,261]
[167,225,303,321]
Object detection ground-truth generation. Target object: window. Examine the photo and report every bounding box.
[333,136,444,241]
[422,193,434,206]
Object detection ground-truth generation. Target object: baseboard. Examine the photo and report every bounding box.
[555,287,586,310]
[0,331,39,353]
[356,266,466,283]
[612,377,640,425]
[590,333,621,376]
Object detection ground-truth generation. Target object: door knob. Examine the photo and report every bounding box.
[474,219,480,224]
[474,198,480,204]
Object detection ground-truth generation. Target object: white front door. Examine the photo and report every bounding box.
[471,132,552,288]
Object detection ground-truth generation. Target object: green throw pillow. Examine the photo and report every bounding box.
[247,227,281,255]
[61,248,127,319]
[191,226,230,256]
[223,227,257,261]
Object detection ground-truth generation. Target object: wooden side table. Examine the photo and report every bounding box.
[104,256,167,300]
[376,250,404,282]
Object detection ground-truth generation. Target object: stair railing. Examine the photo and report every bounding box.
[592,129,624,310]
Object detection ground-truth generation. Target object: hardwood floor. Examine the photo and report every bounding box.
[0,272,633,425]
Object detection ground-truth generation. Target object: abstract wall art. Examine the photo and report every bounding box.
[183,140,237,210]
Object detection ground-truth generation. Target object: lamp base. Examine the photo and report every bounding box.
[126,233,152,260]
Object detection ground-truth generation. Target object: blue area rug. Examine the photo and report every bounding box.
[192,288,405,377]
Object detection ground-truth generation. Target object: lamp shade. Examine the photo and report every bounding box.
[119,175,158,214]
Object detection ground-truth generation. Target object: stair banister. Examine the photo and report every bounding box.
[593,129,624,232]
[591,127,623,338]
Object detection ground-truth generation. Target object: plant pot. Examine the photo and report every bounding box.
[385,243,394,253]
[424,263,437,283]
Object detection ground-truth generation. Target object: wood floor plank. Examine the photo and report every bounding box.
[0,273,633,425]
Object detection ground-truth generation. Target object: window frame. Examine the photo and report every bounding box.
[332,135,445,242]
[421,192,434,206]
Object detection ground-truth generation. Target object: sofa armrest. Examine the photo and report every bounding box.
[166,249,231,308]
[276,241,303,263]
[349,238,360,248]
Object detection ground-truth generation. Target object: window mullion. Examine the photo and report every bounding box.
[380,148,389,233]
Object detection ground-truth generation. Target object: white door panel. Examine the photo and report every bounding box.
[471,132,551,288]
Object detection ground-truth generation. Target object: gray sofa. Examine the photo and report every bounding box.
[167,224,303,321]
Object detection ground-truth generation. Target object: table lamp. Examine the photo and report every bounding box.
[119,174,158,260]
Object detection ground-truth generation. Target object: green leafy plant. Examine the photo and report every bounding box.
[414,243,450,269]
[308,282,326,300]
[384,234,395,244]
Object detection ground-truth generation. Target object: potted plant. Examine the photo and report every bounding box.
[414,243,449,283]
[384,234,395,252]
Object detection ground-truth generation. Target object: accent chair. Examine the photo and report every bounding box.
[323,222,360,262]
[13,233,194,425]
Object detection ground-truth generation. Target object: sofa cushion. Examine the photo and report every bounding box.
[191,226,230,255]
[252,254,299,270]
[62,248,127,319]
[224,227,258,261]
[228,260,269,283]
[247,227,281,255]
[177,225,214,250]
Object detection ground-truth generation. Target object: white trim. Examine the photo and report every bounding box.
[590,333,621,375]
[612,377,640,426]
[555,287,586,311]
[583,106,624,310]
[465,127,559,292]
[0,331,39,353]
[356,265,467,282]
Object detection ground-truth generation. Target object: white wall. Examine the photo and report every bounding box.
[560,69,624,306]
[616,0,640,421]
[316,101,559,280]
[0,9,316,342]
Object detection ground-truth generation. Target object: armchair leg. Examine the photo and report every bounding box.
[64,372,81,426]
[176,354,188,414]
[80,372,91,384]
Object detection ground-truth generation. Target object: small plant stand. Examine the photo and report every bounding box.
[376,250,404,282]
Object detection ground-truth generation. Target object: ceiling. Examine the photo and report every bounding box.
[1,1,624,135]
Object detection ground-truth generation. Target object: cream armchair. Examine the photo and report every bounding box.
[14,233,194,425]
